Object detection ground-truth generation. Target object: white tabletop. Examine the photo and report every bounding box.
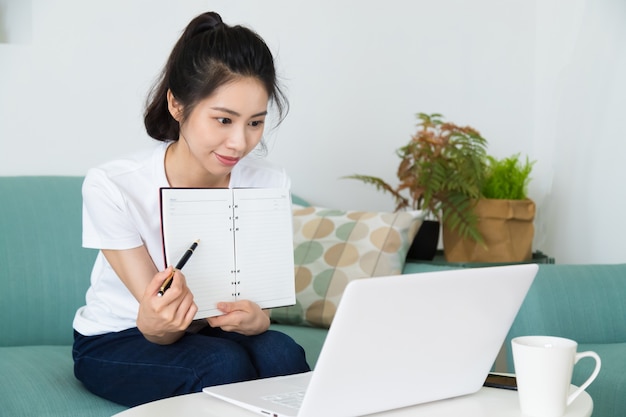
[113,386,593,417]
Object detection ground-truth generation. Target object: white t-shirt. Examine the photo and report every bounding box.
[73,141,290,336]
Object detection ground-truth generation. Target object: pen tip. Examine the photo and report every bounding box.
[195,239,200,244]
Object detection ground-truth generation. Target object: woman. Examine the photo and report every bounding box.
[72,11,310,407]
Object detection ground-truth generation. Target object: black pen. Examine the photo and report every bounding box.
[158,239,200,296]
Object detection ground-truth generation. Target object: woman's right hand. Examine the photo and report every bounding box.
[102,246,198,345]
[136,267,198,344]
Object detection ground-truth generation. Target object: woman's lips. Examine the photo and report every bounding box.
[214,153,240,167]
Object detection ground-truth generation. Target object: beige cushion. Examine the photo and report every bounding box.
[271,206,424,328]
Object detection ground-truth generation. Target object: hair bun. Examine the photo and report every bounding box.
[185,11,224,40]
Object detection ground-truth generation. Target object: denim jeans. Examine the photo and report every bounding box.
[73,326,310,407]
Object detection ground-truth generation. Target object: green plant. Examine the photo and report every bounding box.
[344,113,488,243]
[481,153,535,200]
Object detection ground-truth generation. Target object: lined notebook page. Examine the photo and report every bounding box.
[232,188,295,310]
[160,188,295,318]
[161,188,234,318]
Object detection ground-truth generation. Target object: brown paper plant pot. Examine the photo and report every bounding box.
[442,198,536,263]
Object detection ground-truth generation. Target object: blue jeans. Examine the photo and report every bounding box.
[73,326,310,407]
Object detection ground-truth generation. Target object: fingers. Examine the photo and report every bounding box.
[145,266,175,297]
[206,300,269,335]
[174,284,198,324]
[155,269,187,300]
[206,315,224,329]
[148,269,196,326]
[137,268,198,343]
[216,301,234,313]
[206,301,236,329]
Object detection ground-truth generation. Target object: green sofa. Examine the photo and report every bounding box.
[1,176,624,417]
[0,176,331,417]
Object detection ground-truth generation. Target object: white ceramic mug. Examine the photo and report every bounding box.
[512,336,601,417]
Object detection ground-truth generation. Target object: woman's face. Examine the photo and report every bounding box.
[168,77,269,186]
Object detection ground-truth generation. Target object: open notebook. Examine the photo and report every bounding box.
[160,187,295,318]
[204,263,538,417]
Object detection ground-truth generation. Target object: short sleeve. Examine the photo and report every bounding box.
[82,168,144,250]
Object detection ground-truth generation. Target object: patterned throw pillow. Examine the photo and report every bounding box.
[270,205,425,328]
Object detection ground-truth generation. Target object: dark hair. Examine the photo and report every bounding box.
[144,12,287,141]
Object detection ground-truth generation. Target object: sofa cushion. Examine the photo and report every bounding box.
[271,205,424,328]
[0,345,126,417]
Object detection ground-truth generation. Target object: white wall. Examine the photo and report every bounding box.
[1,0,625,264]
[531,0,626,264]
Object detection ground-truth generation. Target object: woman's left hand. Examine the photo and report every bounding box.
[206,300,270,336]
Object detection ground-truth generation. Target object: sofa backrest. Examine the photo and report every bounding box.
[0,177,311,347]
[0,176,97,347]
[505,263,626,370]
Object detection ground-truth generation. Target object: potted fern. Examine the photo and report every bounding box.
[345,113,488,260]
[443,153,536,263]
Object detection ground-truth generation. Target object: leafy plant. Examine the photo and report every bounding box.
[481,153,535,200]
[344,113,488,243]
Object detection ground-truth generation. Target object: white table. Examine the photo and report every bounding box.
[113,386,593,417]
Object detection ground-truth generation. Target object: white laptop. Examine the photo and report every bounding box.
[203,263,538,417]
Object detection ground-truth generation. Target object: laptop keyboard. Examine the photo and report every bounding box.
[262,390,305,409]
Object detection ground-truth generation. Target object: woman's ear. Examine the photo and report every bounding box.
[167,89,183,122]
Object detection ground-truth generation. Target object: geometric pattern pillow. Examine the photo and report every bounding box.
[270,205,425,328]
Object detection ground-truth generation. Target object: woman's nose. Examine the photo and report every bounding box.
[226,126,247,151]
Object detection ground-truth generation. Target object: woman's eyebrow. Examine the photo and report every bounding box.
[211,107,268,118]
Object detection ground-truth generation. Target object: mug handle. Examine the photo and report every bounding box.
[566,351,602,406]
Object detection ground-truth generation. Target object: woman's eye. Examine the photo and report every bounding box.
[249,120,265,128]
[217,118,232,125]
